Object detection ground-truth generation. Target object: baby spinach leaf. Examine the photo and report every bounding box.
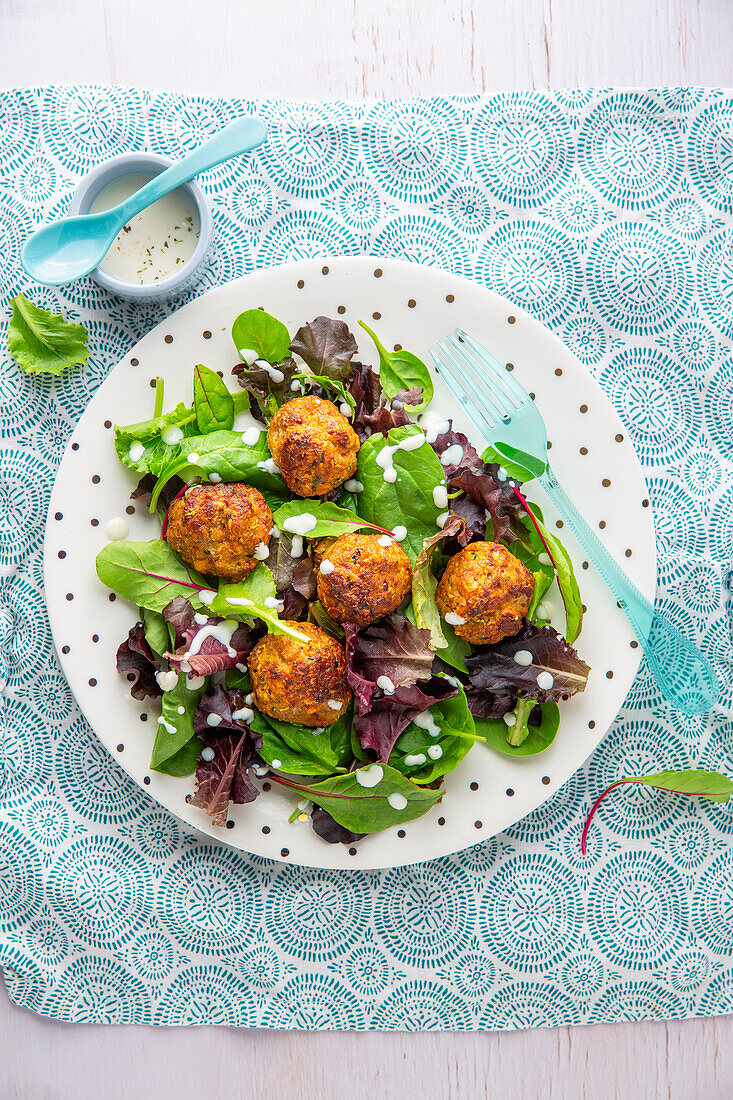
[272,498,392,539]
[96,540,213,613]
[232,308,291,363]
[390,687,478,785]
[290,316,358,380]
[358,320,433,412]
[150,430,285,509]
[514,504,583,643]
[356,425,446,562]
[8,293,89,375]
[269,764,442,833]
[474,702,560,757]
[153,737,202,777]
[210,566,310,643]
[142,607,170,662]
[193,364,235,434]
[249,709,351,776]
[582,769,733,853]
[150,673,205,772]
[412,516,465,650]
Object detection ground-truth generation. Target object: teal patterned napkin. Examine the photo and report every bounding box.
[1,86,733,1029]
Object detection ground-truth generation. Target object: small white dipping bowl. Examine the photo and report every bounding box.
[69,152,213,302]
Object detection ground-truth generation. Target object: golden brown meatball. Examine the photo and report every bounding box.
[317,532,412,627]
[249,621,351,727]
[267,395,359,497]
[435,541,534,645]
[166,483,272,582]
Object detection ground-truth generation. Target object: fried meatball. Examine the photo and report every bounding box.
[435,541,535,645]
[166,483,272,582]
[267,395,360,498]
[249,621,351,727]
[317,532,412,627]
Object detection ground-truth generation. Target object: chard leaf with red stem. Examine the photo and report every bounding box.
[581,769,733,853]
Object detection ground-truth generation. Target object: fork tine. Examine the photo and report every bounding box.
[429,347,499,438]
[455,328,530,407]
[446,334,518,418]
[435,340,509,426]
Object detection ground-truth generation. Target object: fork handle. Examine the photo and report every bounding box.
[538,465,718,716]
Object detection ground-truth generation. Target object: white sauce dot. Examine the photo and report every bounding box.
[290,535,304,558]
[537,671,555,691]
[339,402,351,417]
[377,535,393,547]
[283,513,318,536]
[436,511,450,528]
[238,347,258,363]
[206,713,222,727]
[387,792,408,811]
[264,596,284,610]
[155,669,179,692]
[197,589,216,606]
[445,612,466,626]
[376,675,395,695]
[232,706,255,723]
[194,612,208,625]
[161,425,183,446]
[177,705,186,715]
[200,746,215,762]
[256,458,280,475]
[271,758,282,769]
[427,744,443,760]
[187,452,200,464]
[412,711,442,737]
[404,753,427,766]
[538,552,552,566]
[392,525,407,542]
[514,650,534,666]
[186,675,206,690]
[423,418,451,444]
[440,444,464,466]
[319,559,335,575]
[433,485,449,510]
[355,764,384,788]
[208,472,222,483]
[253,541,270,560]
[157,716,176,735]
[497,467,508,482]
[503,711,516,726]
[290,380,302,392]
[128,441,145,463]
[344,479,364,493]
[105,517,129,541]
[241,426,262,446]
[327,699,343,711]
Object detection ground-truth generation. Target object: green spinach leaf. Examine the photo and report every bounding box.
[150,673,205,772]
[475,702,560,757]
[193,364,234,434]
[150,429,286,509]
[390,687,477,784]
[358,320,433,411]
[356,425,446,562]
[249,709,351,776]
[270,764,443,833]
[232,308,291,363]
[96,540,214,613]
[272,498,391,539]
[8,293,89,375]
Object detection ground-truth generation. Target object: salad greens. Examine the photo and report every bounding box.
[8,292,89,375]
[358,321,433,411]
[99,307,591,844]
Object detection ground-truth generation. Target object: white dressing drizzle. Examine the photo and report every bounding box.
[537,671,555,690]
[404,753,427,766]
[158,716,176,735]
[327,699,343,711]
[105,517,129,541]
[185,620,239,659]
[282,513,317,536]
[319,559,335,575]
[162,425,184,446]
[376,675,395,695]
[514,650,533,666]
[155,669,178,692]
[206,713,222,727]
[440,444,464,466]
[427,744,443,760]
[444,611,466,626]
[128,441,145,463]
[387,792,408,811]
[241,426,262,446]
[432,485,448,509]
[344,479,364,493]
[200,746,215,762]
[355,764,383,788]
[254,541,270,560]
[198,589,216,606]
[412,710,442,737]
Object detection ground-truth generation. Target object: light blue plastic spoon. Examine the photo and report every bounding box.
[21,115,267,286]
[429,329,720,717]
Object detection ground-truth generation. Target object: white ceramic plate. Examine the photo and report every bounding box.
[44,257,655,870]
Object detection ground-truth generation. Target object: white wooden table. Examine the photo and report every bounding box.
[2,2,732,1096]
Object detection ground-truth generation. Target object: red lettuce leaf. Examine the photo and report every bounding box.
[347,363,422,440]
[310,806,367,845]
[428,424,482,475]
[344,615,435,712]
[354,678,459,763]
[163,597,261,676]
[289,316,358,381]
[131,472,187,512]
[450,494,487,545]
[464,620,590,705]
[191,685,264,827]
[116,622,162,700]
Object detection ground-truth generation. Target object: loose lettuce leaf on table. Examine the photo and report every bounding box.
[8,293,88,375]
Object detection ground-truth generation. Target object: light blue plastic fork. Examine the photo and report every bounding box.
[429,329,719,717]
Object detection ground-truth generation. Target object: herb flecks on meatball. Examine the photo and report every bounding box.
[317,532,412,627]
[165,483,272,582]
[436,541,535,645]
[267,395,360,498]
[248,621,351,727]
